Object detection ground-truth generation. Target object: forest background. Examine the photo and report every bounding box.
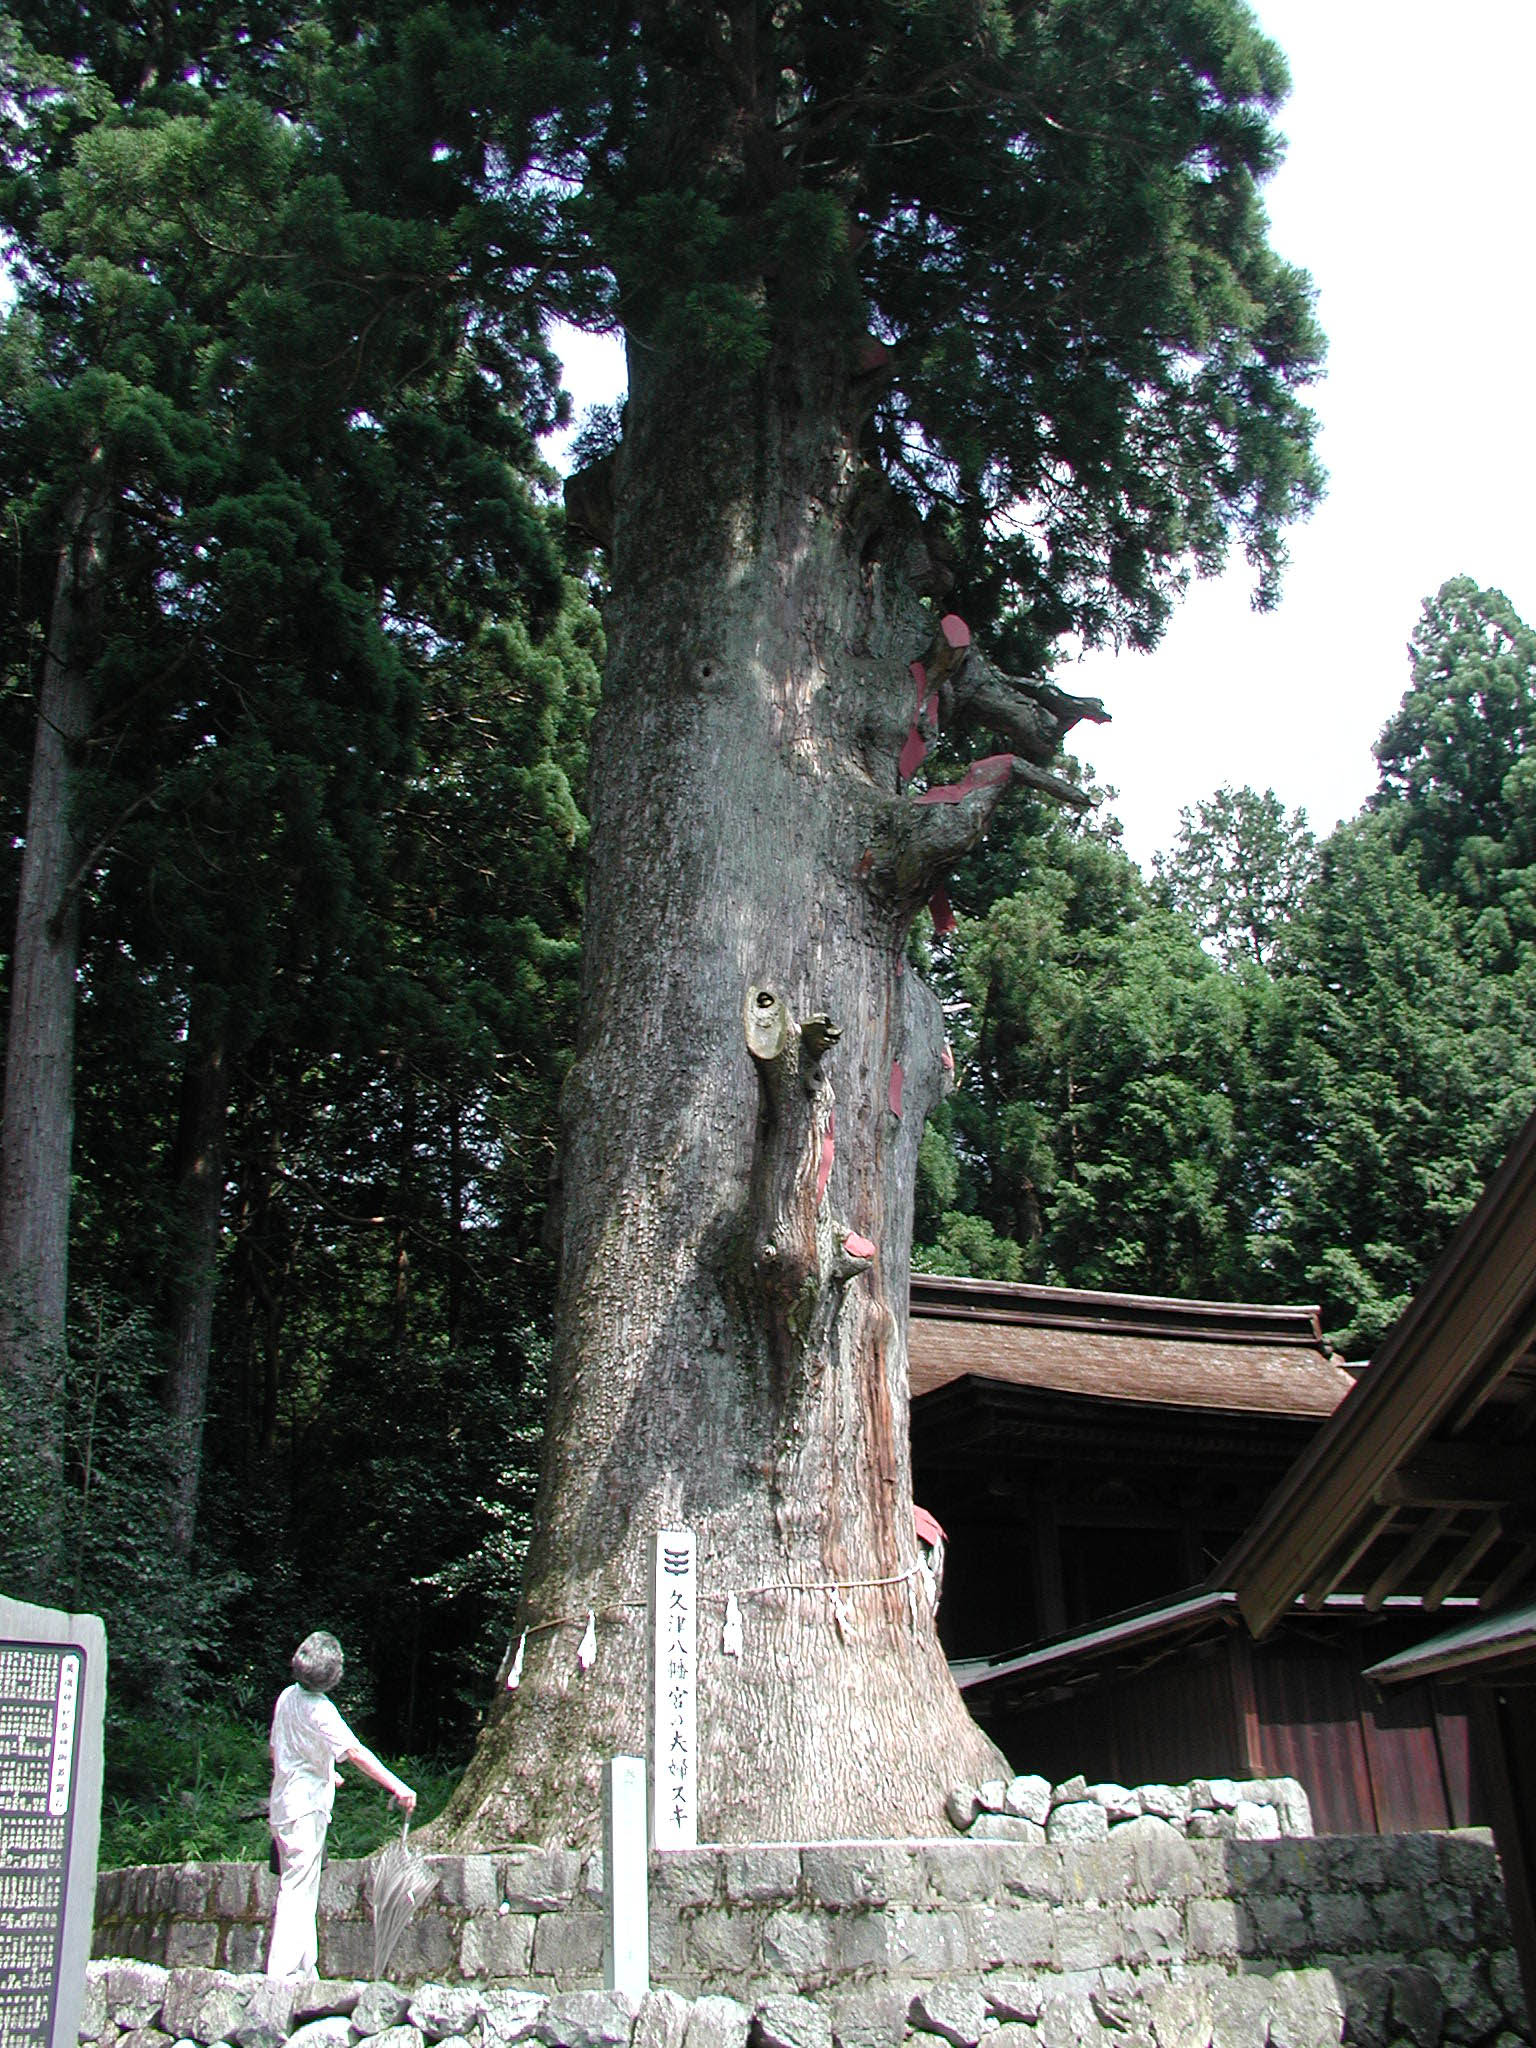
[2,1,1535,1863]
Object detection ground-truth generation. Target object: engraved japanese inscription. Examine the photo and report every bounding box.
[650,1529,697,1850]
[0,1599,105,2048]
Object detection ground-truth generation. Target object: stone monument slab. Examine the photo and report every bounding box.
[0,1592,107,2048]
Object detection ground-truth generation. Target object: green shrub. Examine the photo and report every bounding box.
[0,1294,246,1710]
[99,1701,459,1868]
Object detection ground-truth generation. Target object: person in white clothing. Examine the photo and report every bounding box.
[265,1630,416,1979]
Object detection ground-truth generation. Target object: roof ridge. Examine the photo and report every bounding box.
[910,1272,1328,1350]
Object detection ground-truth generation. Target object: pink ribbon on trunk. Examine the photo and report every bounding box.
[912,754,1014,806]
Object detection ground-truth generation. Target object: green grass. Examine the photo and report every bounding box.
[100,1704,461,1868]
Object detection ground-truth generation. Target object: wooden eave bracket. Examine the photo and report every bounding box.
[1375,1440,1536,1512]
[1225,1109,1536,1637]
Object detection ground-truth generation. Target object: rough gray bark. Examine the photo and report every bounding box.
[439,337,1101,1848]
[0,485,110,1581]
[163,1023,231,1561]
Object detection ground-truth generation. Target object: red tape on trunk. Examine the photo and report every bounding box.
[912,754,1014,805]
[816,1107,836,1204]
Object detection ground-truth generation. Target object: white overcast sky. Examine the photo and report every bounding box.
[550,2,1536,869]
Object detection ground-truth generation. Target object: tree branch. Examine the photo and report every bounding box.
[858,748,1093,910]
[939,643,1108,765]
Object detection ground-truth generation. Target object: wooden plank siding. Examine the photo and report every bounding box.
[1361,1680,1457,1833]
[1436,1693,1477,1827]
[969,1624,1480,1837]
[1247,1634,1380,1833]
[970,1634,1248,1793]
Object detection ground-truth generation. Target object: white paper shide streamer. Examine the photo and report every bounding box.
[722,1592,743,1657]
[506,1630,527,1689]
[577,1611,597,1672]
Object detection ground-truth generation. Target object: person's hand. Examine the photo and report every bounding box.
[393,1784,417,1815]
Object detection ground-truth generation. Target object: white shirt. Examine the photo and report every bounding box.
[269,1684,356,1826]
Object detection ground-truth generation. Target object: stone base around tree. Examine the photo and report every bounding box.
[91,1820,1528,2048]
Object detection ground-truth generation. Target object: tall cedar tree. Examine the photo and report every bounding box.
[438,0,1323,1846]
[1372,577,1536,963]
[1154,784,1316,969]
[1268,581,1536,1350]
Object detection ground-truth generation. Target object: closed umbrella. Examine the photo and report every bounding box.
[369,1820,438,1978]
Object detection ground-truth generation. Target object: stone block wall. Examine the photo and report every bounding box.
[92,1825,1529,2046]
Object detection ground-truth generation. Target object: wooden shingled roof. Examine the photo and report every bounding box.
[1221,1104,1536,1639]
[909,1273,1355,1418]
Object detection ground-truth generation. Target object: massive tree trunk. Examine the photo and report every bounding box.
[440,333,1097,1848]
[0,485,110,1586]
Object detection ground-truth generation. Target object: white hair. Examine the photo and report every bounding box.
[291,1630,344,1693]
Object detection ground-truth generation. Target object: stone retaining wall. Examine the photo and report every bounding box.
[93,1825,1529,2046]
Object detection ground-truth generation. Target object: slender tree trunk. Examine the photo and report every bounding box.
[233,1134,287,1457]
[447,1097,464,1349]
[232,1171,262,1468]
[391,1060,415,1347]
[440,338,1028,1848]
[162,1016,231,1561]
[260,1246,284,1457]
[0,484,109,1585]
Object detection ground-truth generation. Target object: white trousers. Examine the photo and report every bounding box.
[266,1808,328,1978]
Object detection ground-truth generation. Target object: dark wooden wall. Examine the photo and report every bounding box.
[1470,1685,1536,2015]
[968,1635,1247,1792]
[1244,1629,1477,1833]
[968,1623,1483,1836]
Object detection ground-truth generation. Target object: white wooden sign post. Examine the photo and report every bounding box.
[601,1756,649,1998]
[650,1528,697,1849]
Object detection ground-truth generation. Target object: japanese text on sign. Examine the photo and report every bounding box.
[650,1529,696,1850]
[0,1643,84,2048]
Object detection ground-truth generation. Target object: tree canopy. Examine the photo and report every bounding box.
[530,0,1324,660]
[1372,576,1536,961]
[1154,784,1316,969]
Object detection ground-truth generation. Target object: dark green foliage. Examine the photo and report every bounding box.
[1372,577,1536,962]
[1254,581,1536,1344]
[0,1294,241,1692]
[100,1707,275,1871]
[95,575,598,1749]
[917,797,1282,1298]
[922,582,1536,1357]
[0,0,597,1797]
[464,0,1322,660]
[1268,828,1535,1349]
[99,1701,460,1867]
